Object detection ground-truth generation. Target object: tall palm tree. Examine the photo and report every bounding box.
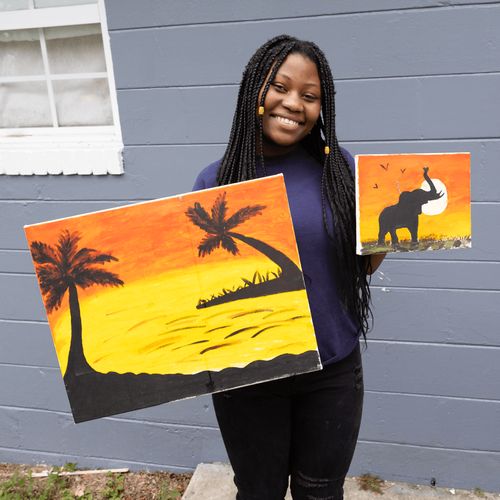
[30,230,123,381]
[186,192,303,287]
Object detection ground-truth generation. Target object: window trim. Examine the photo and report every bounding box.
[0,0,124,175]
[0,4,100,30]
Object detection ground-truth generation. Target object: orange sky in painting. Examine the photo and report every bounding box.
[25,175,298,322]
[357,153,471,241]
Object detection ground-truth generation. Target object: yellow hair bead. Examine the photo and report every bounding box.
[324,146,330,155]
[258,106,265,116]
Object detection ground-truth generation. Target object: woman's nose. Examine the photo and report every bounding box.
[282,92,302,112]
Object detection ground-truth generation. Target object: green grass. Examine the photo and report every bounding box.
[0,472,34,500]
[62,463,78,473]
[0,471,72,500]
[102,472,125,500]
[158,480,181,499]
[0,466,191,500]
[356,473,385,494]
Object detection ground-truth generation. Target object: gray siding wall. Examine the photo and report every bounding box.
[1,0,499,491]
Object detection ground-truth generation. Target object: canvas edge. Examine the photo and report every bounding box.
[355,155,362,255]
[278,177,322,365]
[354,152,471,157]
[23,173,285,229]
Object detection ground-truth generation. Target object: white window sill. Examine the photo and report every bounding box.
[0,130,123,175]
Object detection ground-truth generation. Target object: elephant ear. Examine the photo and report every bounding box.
[399,190,428,214]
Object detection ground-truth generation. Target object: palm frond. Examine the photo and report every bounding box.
[73,268,124,289]
[36,265,64,295]
[72,248,118,271]
[30,241,59,266]
[198,234,222,257]
[31,229,124,313]
[56,230,81,269]
[71,247,96,266]
[44,284,69,313]
[211,192,228,227]
[225,204,266,230]
[221,235,239,255]
[186,203,218,233]
[35,262,68,312]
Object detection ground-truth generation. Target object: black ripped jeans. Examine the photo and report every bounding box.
[212,343,364,500]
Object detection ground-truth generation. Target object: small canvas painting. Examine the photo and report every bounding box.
[355,153,471,255]
[25,175,320,423]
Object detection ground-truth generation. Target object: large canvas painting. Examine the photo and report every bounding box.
[25,175,320,422]
[356,153,471,255]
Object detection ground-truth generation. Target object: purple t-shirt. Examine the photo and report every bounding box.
[192,146,359,366]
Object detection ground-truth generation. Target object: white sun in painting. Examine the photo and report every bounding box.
[421,178,448,215]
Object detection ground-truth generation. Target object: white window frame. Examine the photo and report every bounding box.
[0,1,124,175]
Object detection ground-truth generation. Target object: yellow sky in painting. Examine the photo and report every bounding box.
[357,153,471,242]
[51,265,317,376]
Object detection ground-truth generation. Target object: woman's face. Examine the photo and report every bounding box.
[258,52,321,157]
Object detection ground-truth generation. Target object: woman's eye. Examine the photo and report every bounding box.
[272,83,286,92]
[304,94,318,101]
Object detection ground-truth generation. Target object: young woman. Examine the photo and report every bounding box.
[193,34,385,500]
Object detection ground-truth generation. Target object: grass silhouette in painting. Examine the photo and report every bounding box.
[360,234,471,255]
[186,192,305,307]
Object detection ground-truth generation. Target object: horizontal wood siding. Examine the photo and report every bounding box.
[0,0,499,490]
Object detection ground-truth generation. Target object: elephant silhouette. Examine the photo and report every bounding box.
[378,167,444,248]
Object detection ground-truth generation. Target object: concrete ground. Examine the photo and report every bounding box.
[182,463,500,500]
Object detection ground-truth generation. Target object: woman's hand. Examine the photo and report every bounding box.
[364,253,386,275]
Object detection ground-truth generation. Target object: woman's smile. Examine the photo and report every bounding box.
[271,114,304,128]
[258,52,321,157]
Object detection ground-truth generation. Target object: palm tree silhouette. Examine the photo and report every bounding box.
[186,192,304,306]
[30,230,123,381]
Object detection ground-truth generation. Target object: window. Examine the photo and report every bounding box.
[0,0,123,175]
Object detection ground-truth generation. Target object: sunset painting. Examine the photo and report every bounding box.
[25,175,320,423]
[355,153,471,255]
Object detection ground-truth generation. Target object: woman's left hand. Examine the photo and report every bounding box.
[365,253,386,275]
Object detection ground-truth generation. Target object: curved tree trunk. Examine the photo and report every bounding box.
[195,231,305,308]
[65,283,95,380]
[227,232,302,279]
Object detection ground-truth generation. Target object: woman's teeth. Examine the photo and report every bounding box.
[275,116,300,126]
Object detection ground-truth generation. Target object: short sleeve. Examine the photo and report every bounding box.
[192,172,206,191]
[192,159,221,191]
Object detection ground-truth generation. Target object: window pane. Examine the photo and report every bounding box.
[45,24,106,74]
[0,81,51,127]
[34,0,96,7]
[0,29,44,76]
[0,0,29,11]
[53,78,112,126]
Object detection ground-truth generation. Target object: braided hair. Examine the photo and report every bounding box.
[216,34,372,338]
